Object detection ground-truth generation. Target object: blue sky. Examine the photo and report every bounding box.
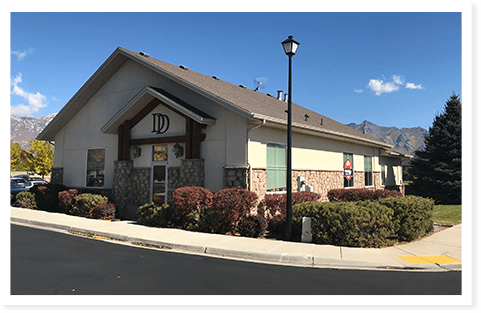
[8,8,465,130]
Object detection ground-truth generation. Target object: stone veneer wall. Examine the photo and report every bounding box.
[223,166,248,189]
[50,167,63,185]
[251,168,387,202]
[167,159,204,205]
[112,161,150,220]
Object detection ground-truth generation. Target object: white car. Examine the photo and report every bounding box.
[24,180,48,190]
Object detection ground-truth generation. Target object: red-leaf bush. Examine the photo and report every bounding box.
[173,186,214,225]
[327,188,402,202]
[212,187,258,234]
[89,202,116,220]
[58,189,79,214]
[237,214,267,238]
[31,184,68,212]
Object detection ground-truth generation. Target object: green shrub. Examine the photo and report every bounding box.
[137,203,180,228]
[71,193,109,217]
[293,201,395,248]
[377,196,434,242]
[14,191,37,210]
[194,205,226,234]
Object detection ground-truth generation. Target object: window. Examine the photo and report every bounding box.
[152,145,168,162]
[381,165,386,186]
[364,156,373,186]
[86,149,105,187]
[343,153,354,188]
[266,143,286,192]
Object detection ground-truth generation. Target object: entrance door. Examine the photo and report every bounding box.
[152,165,167,204]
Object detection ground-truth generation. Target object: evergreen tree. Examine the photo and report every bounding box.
[410,93,461,204]
[25,139,54,179]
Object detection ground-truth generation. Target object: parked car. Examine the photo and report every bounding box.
[25,180,48,190]
[11,180,27,202]
[11,177,27,188]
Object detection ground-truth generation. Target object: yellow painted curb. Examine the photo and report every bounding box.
[398,256,461,264]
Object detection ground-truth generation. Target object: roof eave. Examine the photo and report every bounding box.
[37,47,129,141]
[252,113,393,149]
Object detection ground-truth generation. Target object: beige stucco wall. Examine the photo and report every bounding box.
[379,156,403,186]
[53,58,248,193]
[248,125,380,172]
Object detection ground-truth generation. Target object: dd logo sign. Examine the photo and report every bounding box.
[151,113,170,134]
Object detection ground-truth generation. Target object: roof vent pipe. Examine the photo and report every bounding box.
[277,90,283,100]
[284,94,289,102]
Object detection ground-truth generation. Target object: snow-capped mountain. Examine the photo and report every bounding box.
[10,113,57,150]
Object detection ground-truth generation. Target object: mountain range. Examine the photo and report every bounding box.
[10,114,427,155]
[10,113,57,150]
[346,120,427,155]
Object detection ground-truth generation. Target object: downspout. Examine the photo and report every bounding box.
[246,119,266,191]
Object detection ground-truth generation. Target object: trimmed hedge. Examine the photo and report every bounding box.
[377,196,434,242]
[291,195,434,247]
[58,189,79,214]
[293,201,394,248]
[137,203,180,228]
[327,188,402,202]
[262,191,321,239]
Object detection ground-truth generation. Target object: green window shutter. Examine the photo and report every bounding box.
[267,143,286,190]
[364,156,372,172]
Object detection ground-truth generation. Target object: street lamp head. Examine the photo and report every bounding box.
[282,35,300,56]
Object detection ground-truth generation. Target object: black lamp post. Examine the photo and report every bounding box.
[281,35,299,241]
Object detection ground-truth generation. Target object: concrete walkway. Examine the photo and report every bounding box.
[10,207,462,272]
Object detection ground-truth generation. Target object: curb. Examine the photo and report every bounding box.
[11,217,461,272]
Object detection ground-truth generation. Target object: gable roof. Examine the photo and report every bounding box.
[37,46,410,157]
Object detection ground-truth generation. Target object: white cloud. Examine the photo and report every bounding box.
[354,89,363,93]
[10,73,48,116]
[392,75,404,85]
[367,79,400,96]
[11,48,34,61]
[405,82,424,90]
[365,74,423,95]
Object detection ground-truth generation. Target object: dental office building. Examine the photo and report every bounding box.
[38,47,410,219]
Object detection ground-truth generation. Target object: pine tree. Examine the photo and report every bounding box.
[25,139,54,179]
[410,93,461,204]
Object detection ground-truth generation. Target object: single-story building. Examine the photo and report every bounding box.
[38,47,411,220]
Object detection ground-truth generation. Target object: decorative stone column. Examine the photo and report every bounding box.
[223,166,248,189]
[166,159,205,205]
[50,167,63,185]
[112,160,135,220]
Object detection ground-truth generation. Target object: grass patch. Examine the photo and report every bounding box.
[432,205,462,225]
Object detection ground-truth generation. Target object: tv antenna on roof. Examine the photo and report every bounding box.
[253,77,268,91]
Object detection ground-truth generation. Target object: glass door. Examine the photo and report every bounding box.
[152,165,166,204]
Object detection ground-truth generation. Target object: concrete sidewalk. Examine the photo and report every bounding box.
[10,207,462,272]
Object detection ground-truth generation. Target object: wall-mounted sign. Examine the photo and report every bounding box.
[152,113,170,134]
[344,159,353,180]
